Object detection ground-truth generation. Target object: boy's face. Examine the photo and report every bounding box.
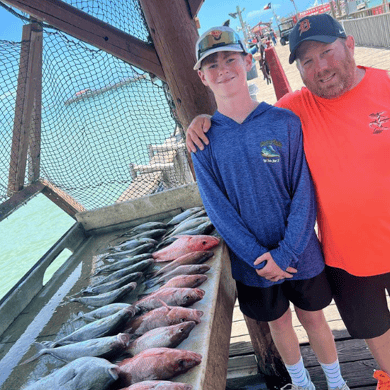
[197,51,252,99]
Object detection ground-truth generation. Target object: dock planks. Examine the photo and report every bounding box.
[228,43,390,389]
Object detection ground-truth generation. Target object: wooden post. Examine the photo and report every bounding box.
[28,21,43,183]
[244,315,291,389]
[139,0,217,179]
[8,22,42,195]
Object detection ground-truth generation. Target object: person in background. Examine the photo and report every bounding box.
[191,25,349,390]
[186,14,390,390]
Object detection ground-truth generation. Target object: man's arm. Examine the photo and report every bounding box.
[186,115,212,153]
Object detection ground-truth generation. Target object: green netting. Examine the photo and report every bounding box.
[0,1,193,211]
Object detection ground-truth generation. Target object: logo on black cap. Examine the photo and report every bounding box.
[298,19,311,35]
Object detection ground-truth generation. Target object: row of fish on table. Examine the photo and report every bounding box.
[21,206,222,390]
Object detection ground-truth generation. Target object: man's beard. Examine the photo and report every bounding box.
[302,46,356,99]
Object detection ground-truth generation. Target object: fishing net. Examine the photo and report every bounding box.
[0,0,193,211]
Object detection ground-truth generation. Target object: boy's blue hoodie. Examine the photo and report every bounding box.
[191,102,324,288]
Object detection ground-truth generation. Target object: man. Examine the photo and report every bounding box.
[186,14,390,389]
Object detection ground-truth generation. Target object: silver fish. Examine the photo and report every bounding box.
[49,306,137,347]
[99,244,155,262]
[130,229,167,240]
[21,356,118,390]
[165,217,210,238]
[125,321,196,357]
[130,222,168,234]
[70,282,137,307]
[173,220,214,237]
[74,303,131,322]
[94,255,153,275]
[82,274,141,296]
[110,238,158,252]
[91,271,143,288]
[22,333,131,364]
[166,207,204,226]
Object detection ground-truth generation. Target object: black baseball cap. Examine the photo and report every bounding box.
[289,14,347,64]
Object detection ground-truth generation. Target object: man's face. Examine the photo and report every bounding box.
[198,51,252,99]
[296,37,357,99]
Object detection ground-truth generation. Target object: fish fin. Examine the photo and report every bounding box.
[20,343,46,365]
[158,299,170,309]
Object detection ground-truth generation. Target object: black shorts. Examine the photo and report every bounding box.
[326,266,390,339]
[236,270,333,322]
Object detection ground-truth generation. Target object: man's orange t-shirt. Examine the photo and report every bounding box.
[276,67,390,276]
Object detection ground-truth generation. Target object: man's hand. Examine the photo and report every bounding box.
[254,252,297,282]
[186,114,212,153]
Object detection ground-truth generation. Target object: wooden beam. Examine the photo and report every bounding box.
[139,0,216,130]
[243,315,291,388]
[28,21,43,183]
[0,181,45,222]
[2,0,166,80]
[8,24,42,195]
[41,179,85,218]
[187,0,204,18]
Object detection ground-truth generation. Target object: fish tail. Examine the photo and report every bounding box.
[20,343,46,365]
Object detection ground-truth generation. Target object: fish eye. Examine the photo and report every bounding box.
[180,318,186,322]
[178,359,185,368]
[202,241,207,245]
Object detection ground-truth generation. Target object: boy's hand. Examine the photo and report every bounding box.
[186,114,212,153]
[254,252,297,282]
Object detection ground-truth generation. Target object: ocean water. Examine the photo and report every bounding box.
[0,194,75,300]
[0,73,175,301]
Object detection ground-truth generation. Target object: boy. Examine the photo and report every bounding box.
[191,26,348,390]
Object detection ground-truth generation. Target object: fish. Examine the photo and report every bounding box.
[116,347,202,386]
[130,229,167,241]
[98,244,155,262]
[119,380,193,389]
[21,356,118,390]
[154,251,213,277]
[91,270,143,288]
[111,238,158,252]
[21,333,132,364]
[166,207,204,226]
[125,321,196,356]
[70,282,137,307]
[135,287,205,312]
[124,305,203,337]
[154,236,179,251]
[151,274,208,290]
[152,235,220,262]
[73,303,131,322]
[82,273,143,296]
[165,217,211,238]
[49,305,138,347]
[130,222,169,234]
[93,255,153,275]
[173,220,214,237]
[148,265,211,288]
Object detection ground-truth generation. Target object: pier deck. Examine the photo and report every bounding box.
[228,43,390,389]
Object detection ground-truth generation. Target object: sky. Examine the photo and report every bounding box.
[0,0,321,42]
[197,0,319,34]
